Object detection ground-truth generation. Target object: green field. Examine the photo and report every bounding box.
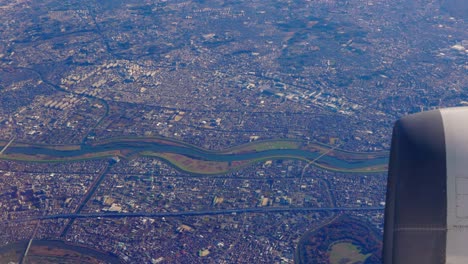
[329,242,371,264]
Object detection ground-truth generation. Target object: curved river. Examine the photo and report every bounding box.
[5,141,389,171]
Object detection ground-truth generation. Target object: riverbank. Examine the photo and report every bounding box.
[0,240,121,264]
[0,137,389,174]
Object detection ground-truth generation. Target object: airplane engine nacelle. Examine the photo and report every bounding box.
[384,107,468,264]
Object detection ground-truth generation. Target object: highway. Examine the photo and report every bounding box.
[59,162,113,237]
[17,206,384,222]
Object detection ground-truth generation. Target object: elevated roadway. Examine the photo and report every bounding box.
[14,206,385,222]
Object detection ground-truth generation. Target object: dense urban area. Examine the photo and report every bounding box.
[0,0,466,263]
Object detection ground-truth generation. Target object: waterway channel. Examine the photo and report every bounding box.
[3,140,389,172]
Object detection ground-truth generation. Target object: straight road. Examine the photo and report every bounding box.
[17,206,385,222]
[59,161,113,237]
